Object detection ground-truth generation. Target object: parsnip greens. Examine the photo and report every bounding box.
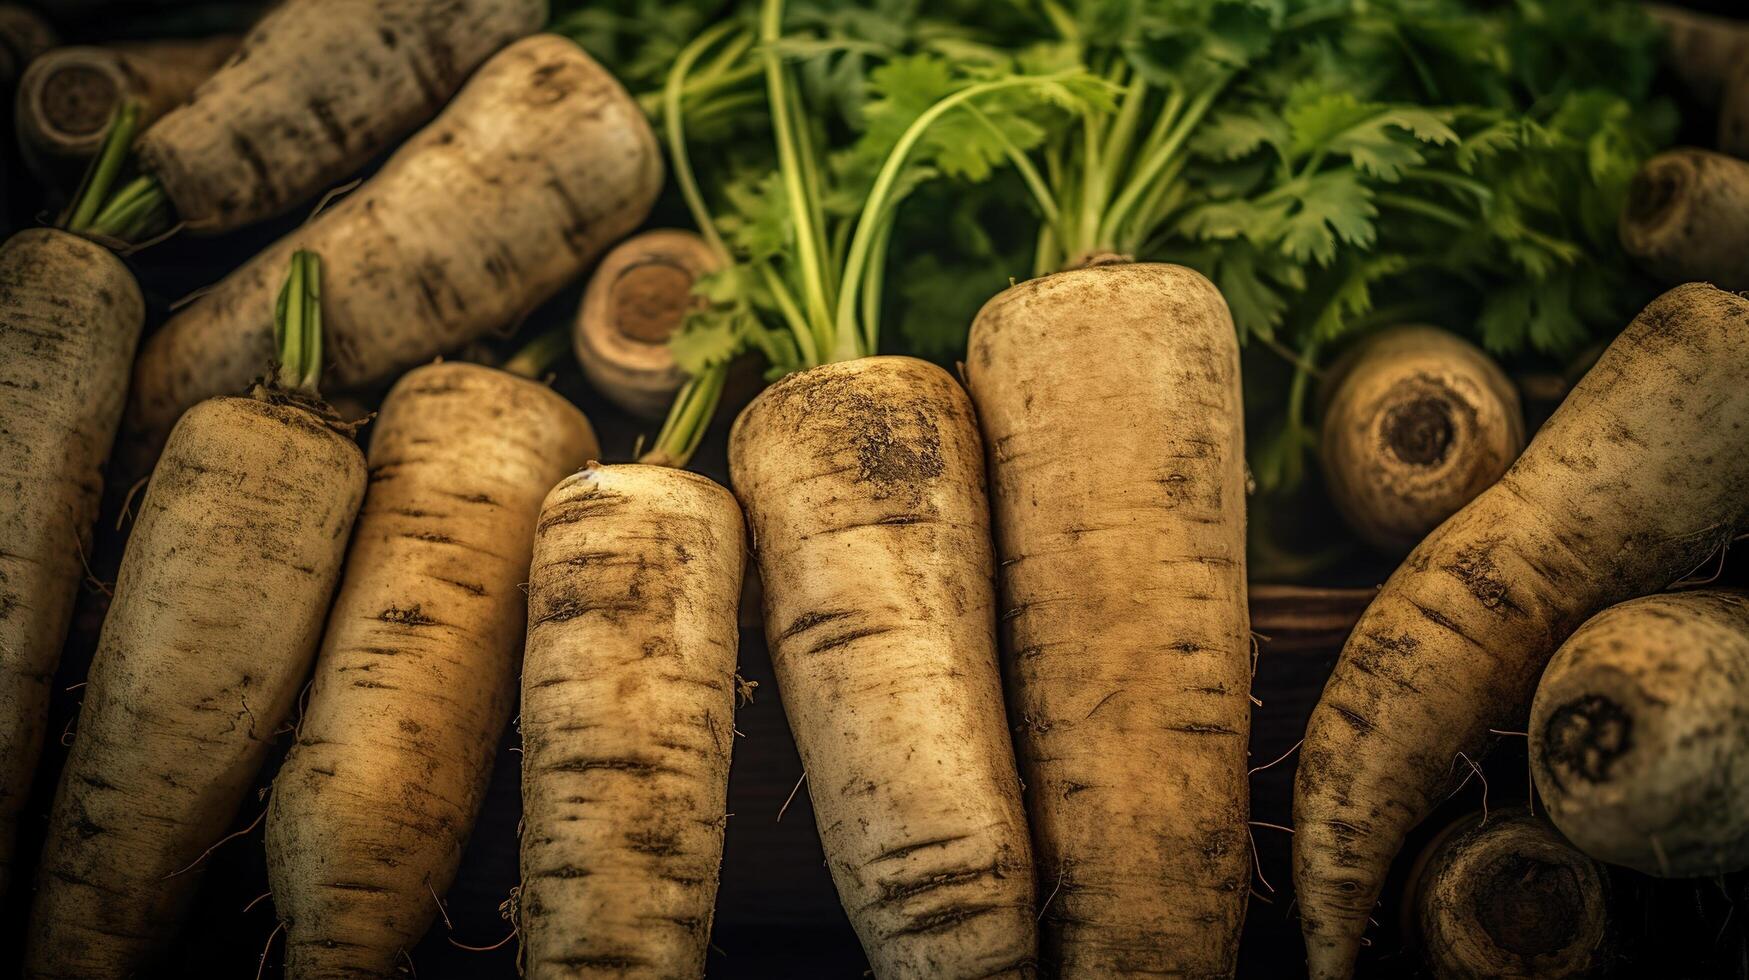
[636,0,1105,463]
[583,0,1671,493]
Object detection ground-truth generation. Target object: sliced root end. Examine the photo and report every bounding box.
[1542,694,1633,786]
[1381,395,1456,467]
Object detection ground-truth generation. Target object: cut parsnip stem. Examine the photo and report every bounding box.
[1620,148,1749,290]
[575,228,719,419]
[1319,326,1524,554]
[1406,809,1612,980]
[1531,590,1749,877]
[17,36,238,187]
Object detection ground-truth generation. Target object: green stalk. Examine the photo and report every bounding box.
[502,325,571,379]
[758,263,819,365]
[833,72,1086,363]
[85,175,170,242]
[1100,70,1149,176]
[640,363,728,468]
[61,99,142,234]
[666,21,743,260]
[1097,81,1227,254]
[1375,192,1474,229]
[761,0,835,344]
[273,251,324,394]
[860,217,894,356]
[787,77,836,322]
[963,104,1059,224]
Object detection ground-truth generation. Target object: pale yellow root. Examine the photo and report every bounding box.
[1319,326,1524,554]
[26,395,364,979]
[1294,284,1749,979]
[520,464,745,978]
[0,229,142,901]
[17,35,239,185]
[967,262,1251,978]
[1531,589,1749,877]
[1619,148,1749,291]
[266,362,596,978]
[729,356,1036,979]
[1406,809,1610,980]
[574,229,719,419]
[138,0,544,231]
[125,34,662,471]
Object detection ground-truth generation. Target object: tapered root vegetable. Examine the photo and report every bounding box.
[519,464,744,978]
[730,357,1036,978]
[1530,590,1749,877]
[1644,4,1749,106]
[0,5,54,89]
[965,263,1251,977]
[1294,283,1749,979]
[1620,149,1749,290]
[124,34,661,470]
[1405,809,1611,980]
[17,36,238,186]
[575,229,719,419]
[266,361,596,977]
[27,251,364,976]
[135,0,544,232]
[0,229,142,901]
[1319,326,1524,554]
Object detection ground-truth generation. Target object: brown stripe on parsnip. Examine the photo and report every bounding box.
[868,834,971,864]
[376,604,437,627]
[543,757,676,777]
[779,609,852,639]
[802,625,894,656]
[228,131,271,209]
[869,863,1003,907]
[530,598,640,626]
[305,97,348,152]
[884,903,1012,938]
[321,881,390,893]
[432,577,486,596]
[1170,723,1242,737]
[549,955,649,970]
[1330,704,1376,736]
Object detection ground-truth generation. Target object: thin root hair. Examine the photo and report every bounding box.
[427,879,454,931]
[777,770,807,823]
[255,920,284,980]
[1038,865,1067,922]
[165,805,268,879]
[1249,738,1303,776]
[116,475,149,530]
[1247,824,1274,894]
[68,507,111,596]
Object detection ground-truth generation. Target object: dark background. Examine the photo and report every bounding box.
[3,1,1749,977]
